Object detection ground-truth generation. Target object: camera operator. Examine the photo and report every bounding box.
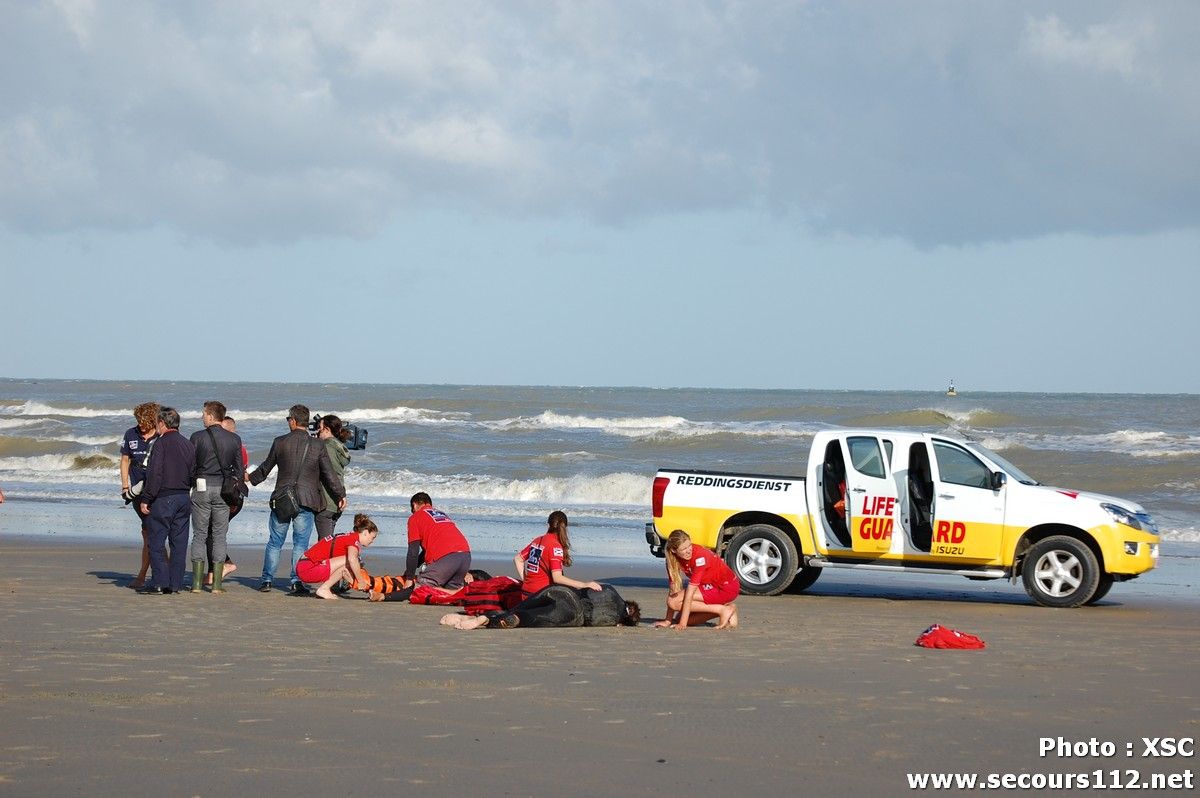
[314,414,352,540]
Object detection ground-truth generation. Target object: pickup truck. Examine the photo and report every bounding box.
[645,429,1160,607]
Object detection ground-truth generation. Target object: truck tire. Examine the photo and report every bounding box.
[1084,574,1115,605]
[725,524,798,597]
[1021,535,1101,608]
[786,565,822,594]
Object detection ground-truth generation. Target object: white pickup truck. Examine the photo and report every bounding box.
[645,429,1160,607]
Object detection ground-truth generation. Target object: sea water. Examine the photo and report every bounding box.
[0,379,1197,559]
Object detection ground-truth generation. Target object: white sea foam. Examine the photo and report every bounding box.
[3,401,128,418]
[42,434,123,446]
[480,411,817,441]
[0,418,45,430]
[979,429,1200,457]
[345,468,649,508]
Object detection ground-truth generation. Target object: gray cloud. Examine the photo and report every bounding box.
[1,0,1196,245]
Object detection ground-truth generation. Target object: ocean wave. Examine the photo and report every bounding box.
[0,451,120,482]
[344,468,649,508]
[0,417,49,430]
[533,451,599,463]
[846,407,1018,429]
[3,401,130,418]
[981,429,1200,458]
[334,406,471,424]
[480,411,818,441]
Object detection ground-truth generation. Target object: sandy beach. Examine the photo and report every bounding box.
[1,538,1196,797]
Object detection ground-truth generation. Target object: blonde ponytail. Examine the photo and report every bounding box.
[665,529,690,593]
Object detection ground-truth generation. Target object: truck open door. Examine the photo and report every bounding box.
[843,435,897,556]
[927,439,1006,562]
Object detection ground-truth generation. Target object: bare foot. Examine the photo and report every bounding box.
[369,590,385,602]
[315,588,340,600]
[130,578,145,589]
[224,562,237,577]
[204,573,214,586]
[439,613,463,626]
[727,606,739,629]
[457,615,490,630]
[715,604,736,629]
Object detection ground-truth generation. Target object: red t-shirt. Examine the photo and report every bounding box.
[303,532,362,563]
[677,544,736,588]
[520,532,565,597]
[407,507,470,563]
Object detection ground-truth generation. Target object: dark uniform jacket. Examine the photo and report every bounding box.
[141,430,197,506]
[248,429,345,512]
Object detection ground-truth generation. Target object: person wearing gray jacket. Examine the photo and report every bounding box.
[247,404,346,595]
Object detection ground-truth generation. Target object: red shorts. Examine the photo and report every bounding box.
[296,558,331,584]
[699,580,740,605]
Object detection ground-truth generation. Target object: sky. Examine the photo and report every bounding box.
[1,1,1198,393]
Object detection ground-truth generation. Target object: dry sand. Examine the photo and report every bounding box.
[1,540,1196,797]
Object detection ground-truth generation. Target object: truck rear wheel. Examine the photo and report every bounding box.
[725,524,798,597]
[1021,535,1101,608]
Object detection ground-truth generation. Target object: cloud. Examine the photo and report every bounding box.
[1021,14,1151,79]
[0,1,1197,245]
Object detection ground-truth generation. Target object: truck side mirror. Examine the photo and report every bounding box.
[990,471,1007,490]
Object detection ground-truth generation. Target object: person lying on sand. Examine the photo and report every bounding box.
[441,583,640,630]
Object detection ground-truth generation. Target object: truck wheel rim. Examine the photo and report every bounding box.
[735,538,782,585]
[1033,550,1082,598]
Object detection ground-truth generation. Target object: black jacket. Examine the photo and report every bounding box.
[142,430,197,505]
[249,429,345,512]
[190,424,244,478]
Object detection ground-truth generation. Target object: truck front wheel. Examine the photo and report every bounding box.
[725,524,798,597]
[1021,535,1101,608]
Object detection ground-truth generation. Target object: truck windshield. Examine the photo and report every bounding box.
[964,442,1041,485]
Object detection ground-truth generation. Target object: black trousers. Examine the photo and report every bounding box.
[490,585,584,628]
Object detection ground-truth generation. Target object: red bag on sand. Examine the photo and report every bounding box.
[915,623,986,649]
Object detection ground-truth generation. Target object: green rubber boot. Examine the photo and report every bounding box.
[191,560,204,593]
[211,561,225,594]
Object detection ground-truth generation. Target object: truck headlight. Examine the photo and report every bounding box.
[1102,503,1157,533]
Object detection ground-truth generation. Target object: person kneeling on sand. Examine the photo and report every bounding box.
[295,514,378,600]
[442,583,640,629]
[653,530,739,630]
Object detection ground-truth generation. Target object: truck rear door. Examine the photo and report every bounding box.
[843,435,897,555]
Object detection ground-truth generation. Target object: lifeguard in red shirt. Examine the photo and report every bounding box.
[295,513,378,600]
[515,510,601,599]
[403,492,472,590]
[655,529,739,630]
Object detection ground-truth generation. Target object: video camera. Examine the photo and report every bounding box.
[308,413,369,451]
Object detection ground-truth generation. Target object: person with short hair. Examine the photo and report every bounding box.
[120,401,159,588]
[205,415,247,585]
[138,407,197,594]
[403,492,472,590]
[188,401,243,593]
[247,404,346,595]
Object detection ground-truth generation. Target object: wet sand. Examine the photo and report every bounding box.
[1,539,1196,796]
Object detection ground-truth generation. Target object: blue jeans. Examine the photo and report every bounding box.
[260,508,315,586]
